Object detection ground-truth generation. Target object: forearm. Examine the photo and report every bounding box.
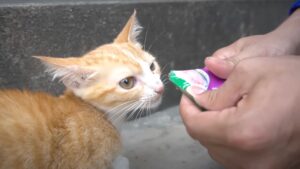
[271,9,300,55]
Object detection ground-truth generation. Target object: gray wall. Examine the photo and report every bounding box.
[0,0,293,109]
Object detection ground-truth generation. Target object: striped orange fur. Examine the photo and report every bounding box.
[0,11,163,169]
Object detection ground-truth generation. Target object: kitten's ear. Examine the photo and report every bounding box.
[34,56,98,89]
[114,10,142,47]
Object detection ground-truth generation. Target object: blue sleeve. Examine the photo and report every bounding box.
[289,0,300,15]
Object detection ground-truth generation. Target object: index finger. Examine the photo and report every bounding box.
[179,95,237,145]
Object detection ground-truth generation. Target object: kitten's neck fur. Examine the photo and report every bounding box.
[61,90,107,117]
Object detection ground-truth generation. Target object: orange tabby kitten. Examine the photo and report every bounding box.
[0,11,164,169]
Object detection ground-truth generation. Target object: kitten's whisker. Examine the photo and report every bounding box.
[144,105,148,119]
[147,30,166,52]
[161,74,169,82]
[163,81,170,85]
[162,76,170,83]
[146,99,151,117]
[112,111,126,124]
[134,103,144,121]
[111,100,140,121]
[113,100,141,122]
[162,77,168,82]
[114,111,129,124]
[109,99,139,113]
[140,102,147,119]
[109,93,158,123]
[108,100,140,122]
[126,110,136,121]
[161,63,170,74]
[109,107,127,122]
[107,100,136,114]
[126,101,144,121]
[109,111,127,124]
[162,78,168,83]
[139,101,148,119]
[160,77,167,82]
[142,94,156,100]
[131,100,147,121]
[162,73,169,78]
[143,23,150,50]
[120,101,142,121]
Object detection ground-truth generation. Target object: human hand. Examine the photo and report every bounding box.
[180,57,300,169]
[205,10,300,79]
[205,33,298,79]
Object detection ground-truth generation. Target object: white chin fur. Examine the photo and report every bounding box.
[147,95,162,109]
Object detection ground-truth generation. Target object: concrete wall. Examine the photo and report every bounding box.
[0,0,293,109]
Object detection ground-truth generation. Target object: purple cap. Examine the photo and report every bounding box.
[202,67,225,90]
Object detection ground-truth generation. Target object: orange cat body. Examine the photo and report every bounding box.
[0,90,120,169]
[0,11,163,169]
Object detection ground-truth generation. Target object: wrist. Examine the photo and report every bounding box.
[271,10,300,55]
[264,30,299,57]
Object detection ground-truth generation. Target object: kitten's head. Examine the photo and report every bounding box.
[36,11,164,120]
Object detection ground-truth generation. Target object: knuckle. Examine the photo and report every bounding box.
[205,90,218,109]
[225,56,240,66]
[233,59,251,78]
[213,47,227,57]
[235,37,249,47]
[233,58,265,82]
[212,48,222,55]
[235,59,248,71]
[235,37,246,48]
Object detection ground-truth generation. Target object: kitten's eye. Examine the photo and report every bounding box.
[150,62,155,71]
[119,76,136,89]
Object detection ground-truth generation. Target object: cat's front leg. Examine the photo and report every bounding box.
[111,155,130,169]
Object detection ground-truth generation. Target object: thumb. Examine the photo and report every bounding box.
[205,57,235,79]
[206,47,256,79]
[205,44,240,79]
[193,73,244,110]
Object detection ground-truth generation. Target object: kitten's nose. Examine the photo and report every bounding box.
[155,85,164,94]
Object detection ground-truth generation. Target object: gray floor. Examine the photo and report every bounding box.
[121,106,224,169]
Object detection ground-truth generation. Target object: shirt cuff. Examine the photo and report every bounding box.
[289,0,300,15]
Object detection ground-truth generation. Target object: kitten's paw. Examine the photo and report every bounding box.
[112,155,130,169]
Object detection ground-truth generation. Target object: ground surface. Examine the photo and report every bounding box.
[121,106,223,169]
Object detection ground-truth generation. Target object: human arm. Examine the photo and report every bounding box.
[180,57,300,169]
[205,9,300,79]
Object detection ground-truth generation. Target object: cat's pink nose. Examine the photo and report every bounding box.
[155,85,164,94]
